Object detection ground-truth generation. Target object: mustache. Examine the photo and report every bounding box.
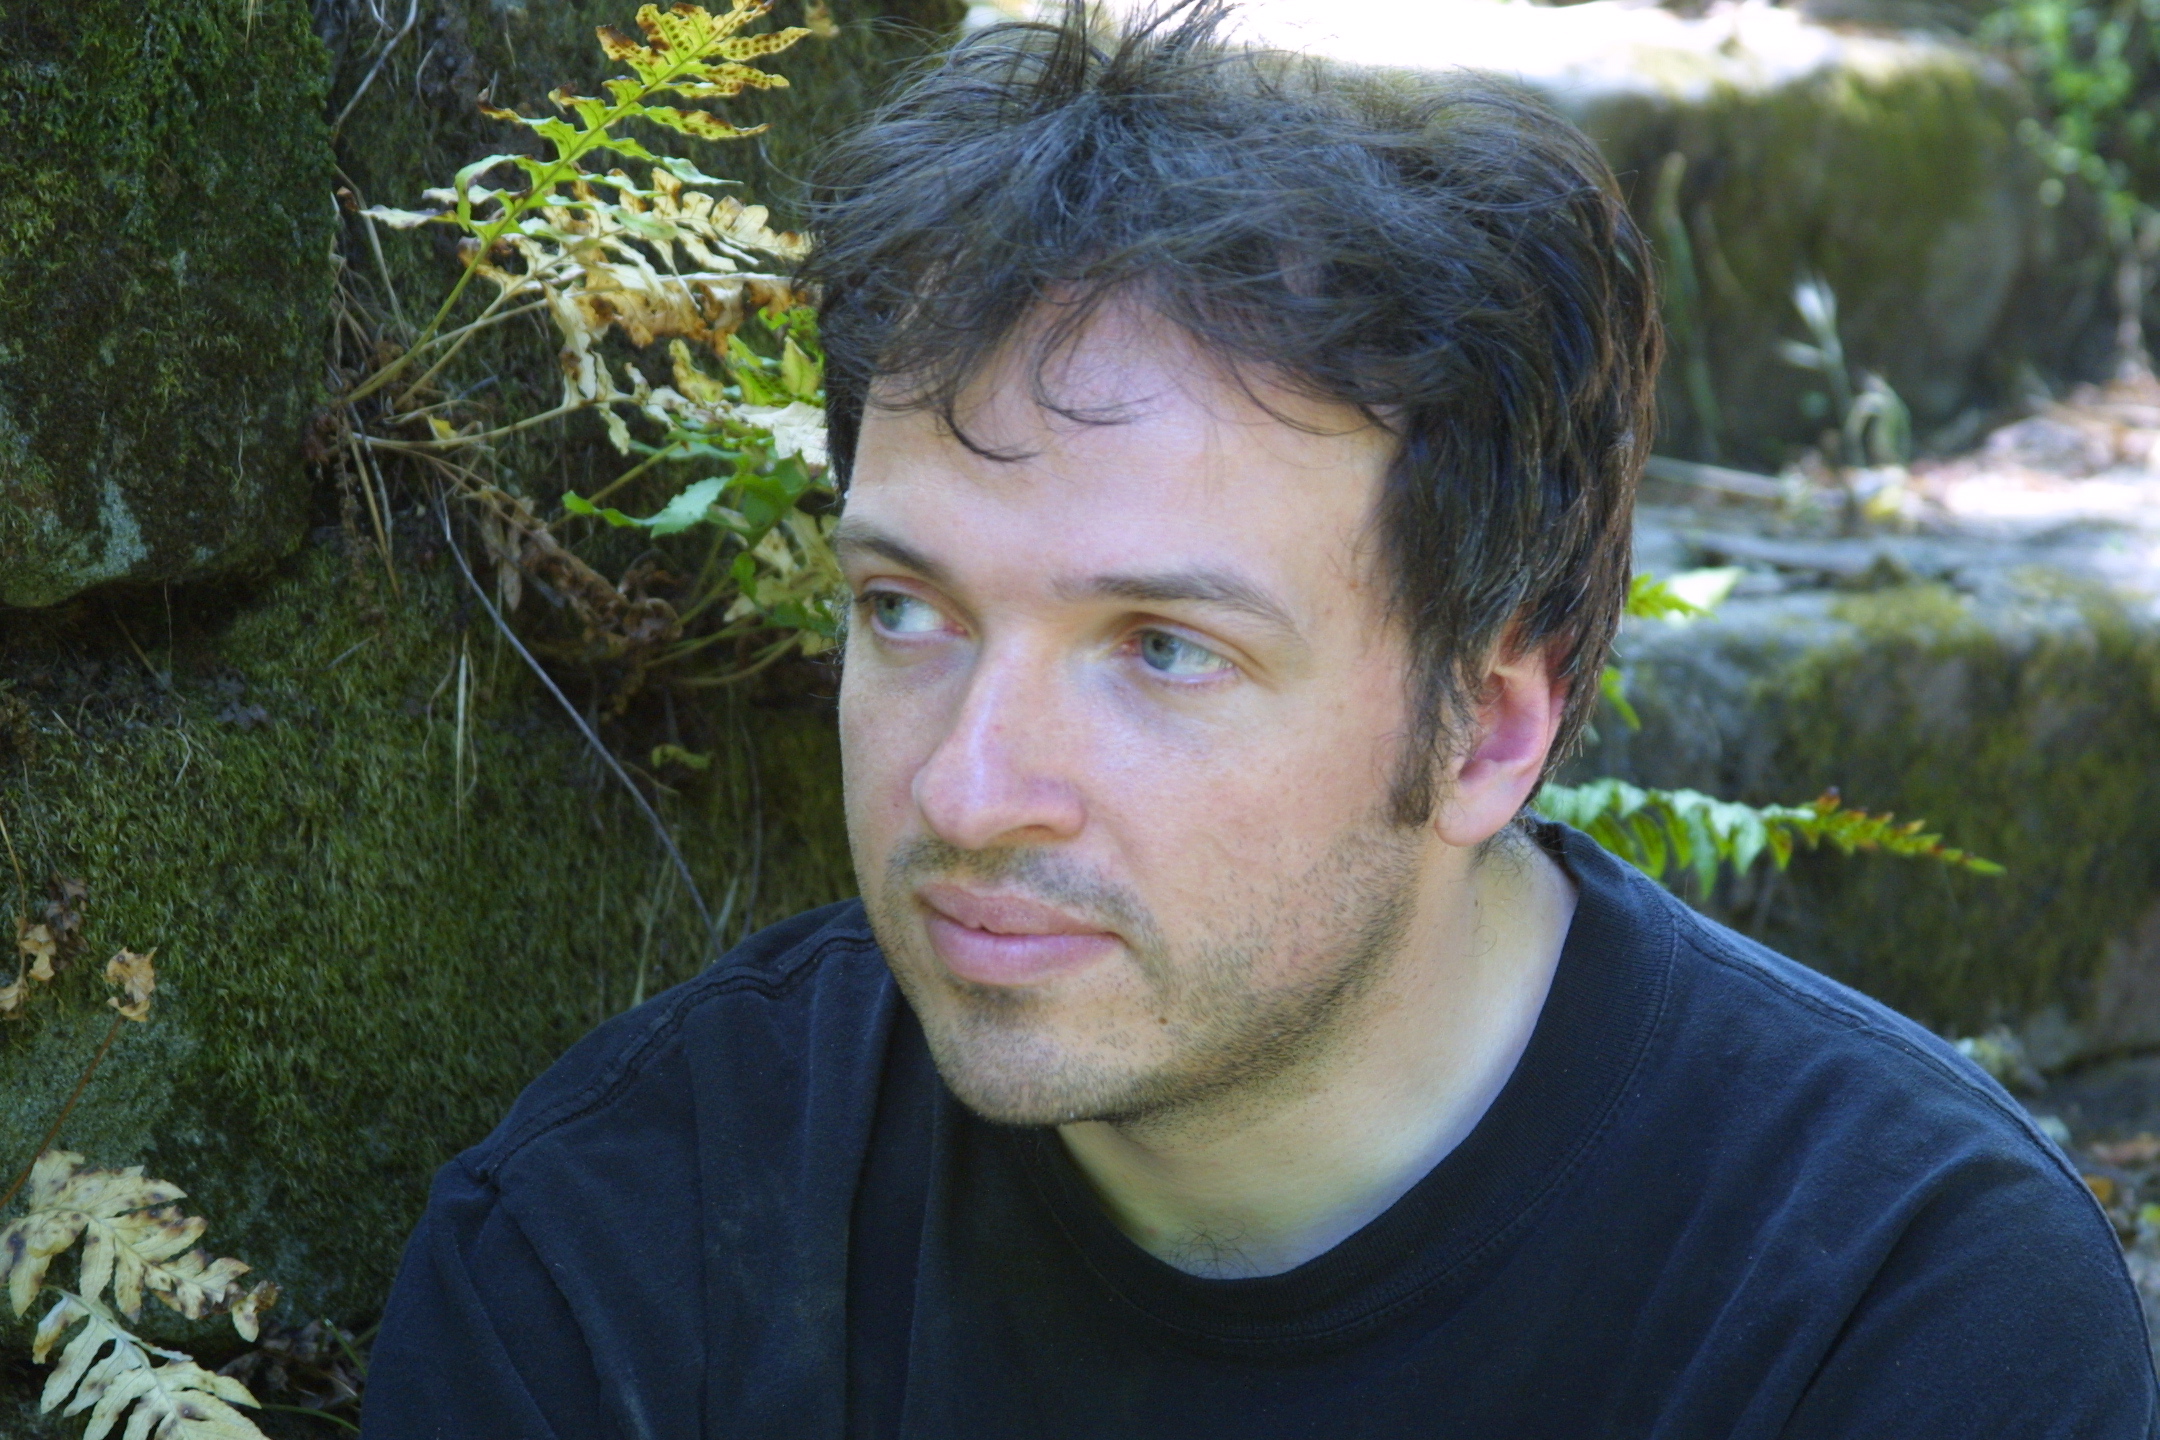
[886,835,1157,942]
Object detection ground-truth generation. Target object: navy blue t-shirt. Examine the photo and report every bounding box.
[362,826,2157,1438]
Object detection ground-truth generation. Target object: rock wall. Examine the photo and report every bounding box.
[1194,0,2117,466]
[0,541,855,1402]
[1582,492,2160,1054]
[0,0,338,607]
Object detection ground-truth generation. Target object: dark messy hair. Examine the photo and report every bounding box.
[804,0,1660,824]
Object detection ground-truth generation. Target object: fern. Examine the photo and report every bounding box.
[1535,778,2004,892]
[351,0,810,407]
[1557,570,2002,889]
[1,949,279,1440]
[353,0,841,679]
[29,1293,263,1440]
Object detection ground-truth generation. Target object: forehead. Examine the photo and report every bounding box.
[842,307,1396,595]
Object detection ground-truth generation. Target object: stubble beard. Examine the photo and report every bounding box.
[862,817,1424,1135]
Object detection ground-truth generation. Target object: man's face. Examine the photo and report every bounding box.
[836,310,1435,1128]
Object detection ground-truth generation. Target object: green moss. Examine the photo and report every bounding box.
[1749,585,2160,1027]
[0,540,852,1398]
[1592,580,2160,1031]
[1582,52,2047,465]
[0,0,337,605]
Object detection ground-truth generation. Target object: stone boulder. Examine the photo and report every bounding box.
[0,540,855,1404]
[1578,461,2160,1058]
[0,0,338,608]
[1197,0,2113,467]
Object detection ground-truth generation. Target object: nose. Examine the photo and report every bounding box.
[912,644,1087,851]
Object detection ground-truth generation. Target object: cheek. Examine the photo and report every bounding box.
[837,657,920,855]
[1088,677,1405,874]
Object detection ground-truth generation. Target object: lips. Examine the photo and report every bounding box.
[916,882,1120,986]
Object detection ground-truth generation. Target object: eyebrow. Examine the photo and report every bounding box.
[830,517,957,590]
[1055,569,1304,645]
[833,516,1306,647]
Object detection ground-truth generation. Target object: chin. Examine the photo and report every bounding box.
[903,982,1152,1126]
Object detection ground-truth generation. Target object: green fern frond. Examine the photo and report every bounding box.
[351,1,809,407]
[1624,572,1710,621]
[1535,779,2005,892]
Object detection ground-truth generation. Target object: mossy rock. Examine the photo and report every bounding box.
[1576,531,2160,1046]
[0,538,853,1432]
[1266,0,2114,466]
[1573,37,2108,467]
[0,0,337,607]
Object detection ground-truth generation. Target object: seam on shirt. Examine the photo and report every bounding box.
[475,927,882,1184]
[1670,902,2078,1171]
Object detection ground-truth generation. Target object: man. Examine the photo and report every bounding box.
[362,3,2156,1435]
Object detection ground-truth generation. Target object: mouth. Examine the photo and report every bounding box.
[915,882,1121,987]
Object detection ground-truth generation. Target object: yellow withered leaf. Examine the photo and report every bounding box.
[669,339,730,403]
[227,1281,280,1344]
[34,1294,267,1439]
[104,949,154,1023]
[0,1150,262,1339]
[2,1154,182,1318]
[17,918,56,983]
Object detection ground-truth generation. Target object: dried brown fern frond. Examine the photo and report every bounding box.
[1,1150,275,1335]
[32,1294,264,1440]
[2,1154,277,1438]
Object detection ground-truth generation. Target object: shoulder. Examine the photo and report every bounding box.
[1660,880,2060,1154]
[1590,839,2137,1291]
[1554,825,2123,1253]
[464,898,888,1189]
[1553,834,2154,1418]
[369,903,892,1433]
[1550,825,2053,1152]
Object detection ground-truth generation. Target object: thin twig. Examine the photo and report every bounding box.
[0,1013,126,1216]
[330,0,421,139]
[367,440,400,578]
[356,202,409,339]
[319,636,377,673]
[398,299,549,370]
[345,430,403,598]
[369,399,582,452]
[652,617,760,662]
[253,1404,361,1434]
[106,607,167,690]
[436,496,720,952]
[331,1319,373,1379]
[390,279,543,409]
[675,635,797,687]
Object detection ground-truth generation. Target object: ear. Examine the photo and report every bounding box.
[1432,641,1567,849]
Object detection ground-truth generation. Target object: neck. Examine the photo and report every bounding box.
[1054,830,1576,1278]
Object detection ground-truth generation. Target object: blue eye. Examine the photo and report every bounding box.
[868,592,943,635]
[1137,630,1232,678]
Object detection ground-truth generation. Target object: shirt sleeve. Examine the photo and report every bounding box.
[1781,1152,2159,1439]
[360,1155,621,1440]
